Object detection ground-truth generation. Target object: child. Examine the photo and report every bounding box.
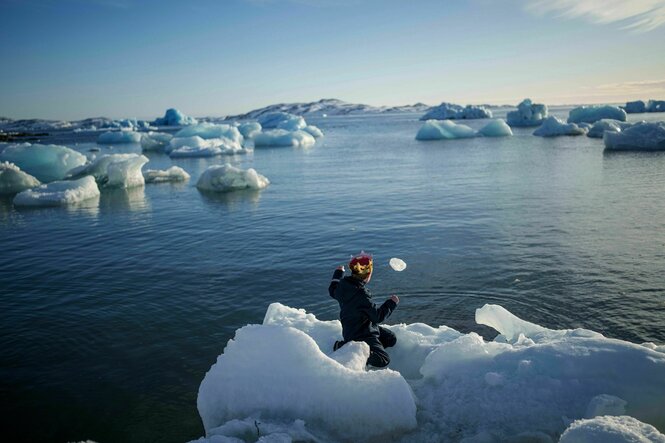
[328,252,400,368]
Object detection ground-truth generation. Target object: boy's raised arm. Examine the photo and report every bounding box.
[328,265,345,299]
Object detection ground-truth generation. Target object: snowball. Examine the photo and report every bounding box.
[302,125,324,138]
[507,99,548,127]
[624,100,647,114]
[415,120,477,140]
[389,257,407,271]
[533,116,587,137]
[97,130,142,144]
[568,105,627,124]
[479,119,513,137]
[140,132,173,151]
[175,123,243,145]
[0,143,87,182]
[196,163,269,192]
[647,100,665,113]
[68,154,148,188]
[237,122,262,139]
[0,161,41,195]
[560,416,665,443]
[604,121,665,151]
[420,103,492,120]
[253,130,316,148]
[152,108,198,126]
[13,176,100,206]
[143,166,190,183]
[587,119,632,138]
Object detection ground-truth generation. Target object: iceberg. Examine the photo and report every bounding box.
[97,130,142,144]
[276,115,307,131]
[175,123,243,145]
[533,116,588,137]
[506,99,548,127]
[253,129,316,148]
[604,121,665,151]
[13,176,99,207]
[196,163,269,192]
[143,166,190,183]
[193,302,665,443]
[647,100,665,113]
[302,125,324,138]
[140,132,173,151]
[152,108,198,126]
[0,161,40,195]
[68,154,148,188]
[257,112,301,129]
[419,102,492,121]
[237,122,262,139]
[0,143,87,182]
[415,120,477,140]
[167,136,247,157]
[568,105,627,124]
[624,100,647,114]
[479,119,513,137]
[560,416,665,443]
[587,119,632,139]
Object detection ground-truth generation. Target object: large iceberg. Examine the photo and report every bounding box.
[624,100,647,114]
[152,108,198,126]
[479,119,513,137]
[192,302,665,443]
[533,116,588,137]
[647,100,665,113]
[0,143,87,182]
[0,161,40,195]
[506,99,548,127]
[13,176,100,207]
[97,130,142,144]
[415,120,477,140]
[143,166,190,183]
[253,129,316,148]
[587,119,632,139]
[604,121,665,151]
[68,154,149,188]
[420,102,492,121]
[196,163,269,192]
[568,105,627,124]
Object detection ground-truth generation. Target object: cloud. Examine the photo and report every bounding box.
[591,79,665,91]
[525,0,665,31]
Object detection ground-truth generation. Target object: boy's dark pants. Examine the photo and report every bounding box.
[364,326,397,368]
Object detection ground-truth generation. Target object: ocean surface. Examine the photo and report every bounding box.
[1,108,665,442]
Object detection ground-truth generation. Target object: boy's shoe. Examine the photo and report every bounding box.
[333,340,345,351]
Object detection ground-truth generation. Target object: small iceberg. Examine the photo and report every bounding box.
[167,136,247,157]
[143,166,190,183]
[0,161,41,195]
[196,163,269,192]
[415,120,477,140]
[604,121,665,151]
[647,100,665,113]
[97,130,142,144]
[479,119,513,137]
[507,98,548,127]
[587,119,632,138]
[174,123,243,145]
[252,113,323,146]
[624,100,647,114]
[68,154,149,188]
[568,105,627,124]
[13,176,100,207]
[237,122,262,139]
[151,108,198,126]
[420,102,492,120]
[257,112,300,129]
[254,129,316,148]
[303,125,324,138]
[0,143,87,183]
[140,132,174,151]
[533,116,587,137]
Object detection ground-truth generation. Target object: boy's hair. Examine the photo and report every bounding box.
[349,252,373,278]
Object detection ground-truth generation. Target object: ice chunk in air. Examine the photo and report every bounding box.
[13,176,100,207]
[389,257,407,271]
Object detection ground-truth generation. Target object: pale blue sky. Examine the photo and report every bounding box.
[1,0,664,120]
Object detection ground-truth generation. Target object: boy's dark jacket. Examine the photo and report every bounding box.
[329,268,397,342]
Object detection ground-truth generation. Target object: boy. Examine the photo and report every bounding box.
[328,252,399,368]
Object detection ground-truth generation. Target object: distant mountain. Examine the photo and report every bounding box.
[225,98,432,120]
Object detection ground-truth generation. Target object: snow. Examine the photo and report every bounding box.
[0,161,40,194]
[196,163,269,192]
[604,121,665,151]
[533,116,588,137]
[175,124,243,145]
[420,103,492,121]
[193,302,665,443]
[237,122,262,139]
[13,176,99,207]
[68,154,148,188]
[507,99,548,127]
[97,130,142,144]
[415,120,477,140]
[152,108,198,126]
[479,119,513,137]
[568,105,627,124]
[647,100,665,113]
[560,416,665,443]
[624,100,647,114]
[389,258,407,271]
[0,143,87,182]
[143,166,190,183]
[587,119,632,139]
[167,136,247,157]
[253,130,316,148]
[140,132,173,151]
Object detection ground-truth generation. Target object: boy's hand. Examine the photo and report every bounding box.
[336,265,345,272]
[390,295,400,304]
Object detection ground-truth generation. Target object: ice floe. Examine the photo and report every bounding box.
[237,122,262,139]
[302,125,324,138]
[254,129,316,148]
[143,166,190,183]
[0,161,40,195]
[97,130,142,144]
[0,143,87,182]
[648,100,665,113]
[257,112,300,129]
[196,163,269,192]
[415,120,477,140]
[479,119,513,137]
[568,105,627,124]
[624,100,647,114]
[587,119,632,139]
[420,102,492,121]
[167,136,247,157]
[68,154,148,188]
[507,99,548,127]
[192,302,665,443]
[604,121,665,151]
[152,108,198,126]
[140,132,174,151]
[533,116,588,137]
[13,176,100,207]
[175,123,243,145]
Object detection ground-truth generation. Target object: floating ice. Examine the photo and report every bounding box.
[560,416,665,443]
[257,112,300,129]
[604,121,665,151]
[196,163,269,192]
[140,132,173,151]
[0,143,87,182]
[193,302,665,442]
[415,120,477,140]
[0,161,40,195]
[13,176,99,207]
[648,100,665,113]
[97,130,142,144]
[533,116,588,137]
[68,154,148,188]
[303,125,324,138]
[507,98,548,127]
[167,135,247,157]
[587,119,632,139]
[253,129,316,148]
[568,105,627,124]
[479,119,513,137]
[237,122,262,139]
[624,100,647,114]
[420,102,492,121]
[152,108,198,126]
[389,257,407,271]
[175,123,243,145]
[143,166,190,183]
[276,115,307,131]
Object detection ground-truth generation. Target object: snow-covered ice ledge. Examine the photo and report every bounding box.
[192,303,665,442]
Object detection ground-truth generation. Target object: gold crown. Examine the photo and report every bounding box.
[351,259,373,275]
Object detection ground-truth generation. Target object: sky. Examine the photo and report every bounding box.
[1,0,664,120]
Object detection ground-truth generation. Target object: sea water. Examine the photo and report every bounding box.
[1,107,664,442]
